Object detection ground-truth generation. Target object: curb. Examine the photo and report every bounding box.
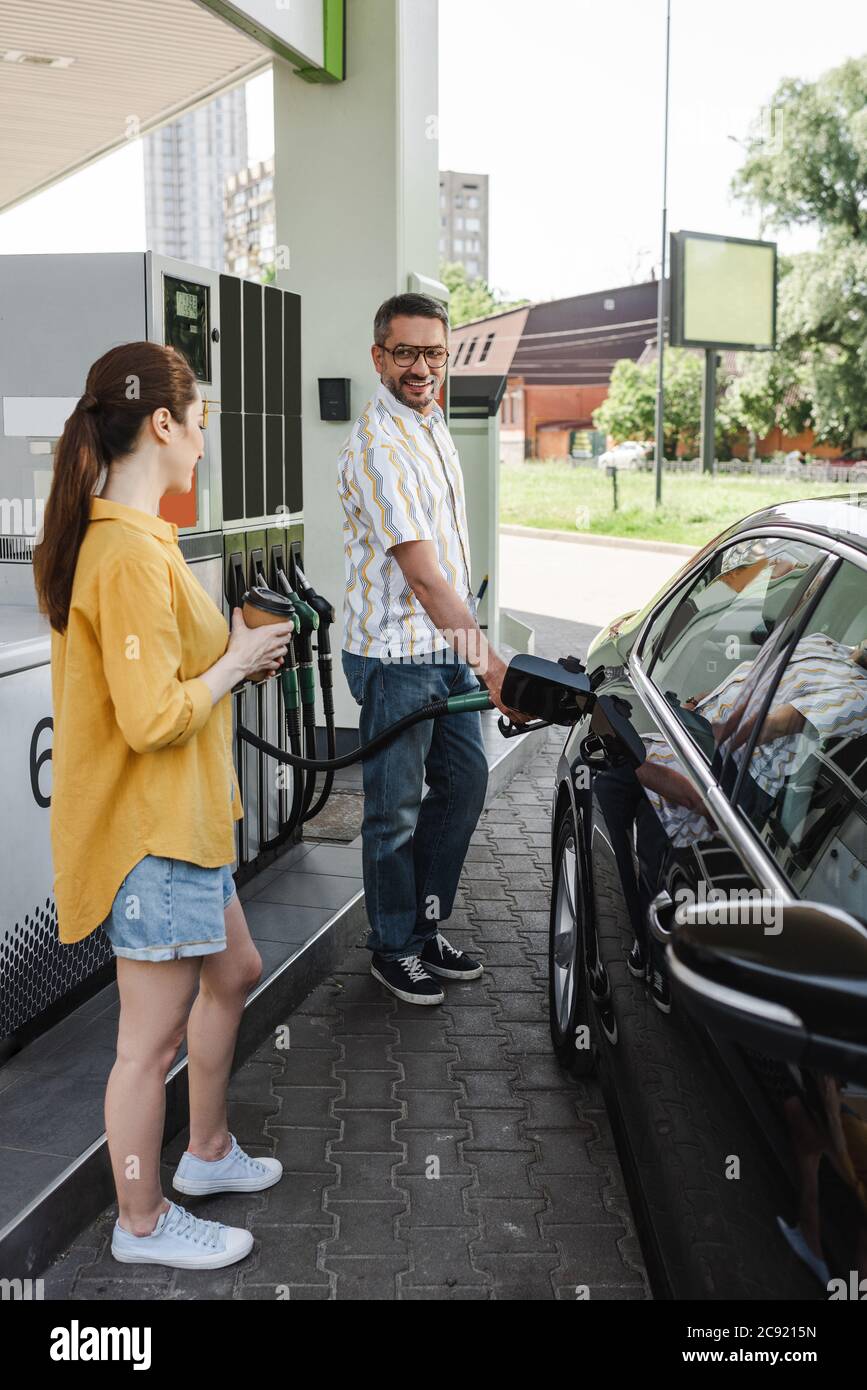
[500,524,698,557]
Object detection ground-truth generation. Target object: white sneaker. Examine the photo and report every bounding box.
[173,1132,283,1195]
[111,1200,254,1270]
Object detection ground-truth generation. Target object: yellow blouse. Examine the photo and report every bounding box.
[50,495,243,944]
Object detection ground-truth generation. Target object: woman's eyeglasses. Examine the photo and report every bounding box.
[382,345,450,369]
[201,399,220,429]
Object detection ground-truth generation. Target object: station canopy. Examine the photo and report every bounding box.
[0,0,342,213]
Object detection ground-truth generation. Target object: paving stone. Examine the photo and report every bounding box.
[396,1091,467,1129]
[324,1202,408,1256]
[545,1224,634,1283]
[271,1127,338,1173]
[457,1071,524,1108]
[334,1071,401,1110]
[396,1175,477,1226]
[268,1087,341,1127]
[464,1151,538,1199]
[249,1225,332,1284]
[329,1110,402,1152]
[440,1006,503,1037]
[333,1035,401,1071]
[400,1284,491,1299]
[278,1049,345,1088]
[397,1131,474,1175]
[392,1053,463,1091]
[468,1197,555,1253]
[460,1110,534,1153]
[325,1153,406,1204]
[469,1252,561,1299]
[323,1258,405,1299]
[402,1228,489,1286]
[253,1172,332,1224]
[448,1036,514,1070]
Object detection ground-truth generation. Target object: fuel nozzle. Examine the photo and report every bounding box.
[293,563,336,720]
[293,562,335,629]
[274,568,319,708]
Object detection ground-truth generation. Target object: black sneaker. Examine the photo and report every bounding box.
[370,952,444,1004]
[648,966,671,1014]
[419,931,483,981]
[627,939,646,978]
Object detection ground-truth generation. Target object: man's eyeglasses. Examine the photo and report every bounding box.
[201,398,220,429]
[382,344,450,369]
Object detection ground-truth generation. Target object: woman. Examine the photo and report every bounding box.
[33,342,294,1271]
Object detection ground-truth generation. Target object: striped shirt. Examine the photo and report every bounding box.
[337,381,475,657]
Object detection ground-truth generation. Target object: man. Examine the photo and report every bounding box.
[337,292,524,1005]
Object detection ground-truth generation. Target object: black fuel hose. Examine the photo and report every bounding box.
[238,688,493,773]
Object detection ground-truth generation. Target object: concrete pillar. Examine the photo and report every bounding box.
[273,0,439,730]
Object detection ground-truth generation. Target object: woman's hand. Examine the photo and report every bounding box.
[226,607,295,679]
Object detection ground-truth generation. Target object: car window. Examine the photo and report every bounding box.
[728,558,867,923]
[641,536,827,762]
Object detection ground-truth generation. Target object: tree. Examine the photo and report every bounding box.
[732,56,867,241]
[592,350,705,457]
[440,261,528,327]
[730,54,867,443]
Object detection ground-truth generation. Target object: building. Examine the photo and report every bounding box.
[450,280,660,462]
[224,156,276,279]
[144,85,248,272]
[439,170,489,281]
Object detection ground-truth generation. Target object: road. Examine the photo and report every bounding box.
[498,532,691,647]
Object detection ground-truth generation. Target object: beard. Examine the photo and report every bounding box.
[382,369,437,411]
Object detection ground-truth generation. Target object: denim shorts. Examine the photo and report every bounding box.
[101,854,237,962]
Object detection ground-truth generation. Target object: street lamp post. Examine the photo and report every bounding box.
[654,0,672,508]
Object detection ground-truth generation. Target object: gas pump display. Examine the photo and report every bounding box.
[163,275,211,382]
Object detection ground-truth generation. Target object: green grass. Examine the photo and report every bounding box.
[499,461,847,547]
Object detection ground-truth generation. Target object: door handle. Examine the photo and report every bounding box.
[648,889,675,943]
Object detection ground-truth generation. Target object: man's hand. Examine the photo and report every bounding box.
[481,650,531,723]
[390,539,530,723]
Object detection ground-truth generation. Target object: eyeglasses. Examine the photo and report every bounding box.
[201,398,220,429]
[382,344,450,369]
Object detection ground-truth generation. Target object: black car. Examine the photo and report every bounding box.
[548,494,867,1300]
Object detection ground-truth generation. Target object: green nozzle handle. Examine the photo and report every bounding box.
[287,591,319,633]
[298,661,317,705]
[274,571,319,632]
[280,665,300,714]
[446,691,493,714]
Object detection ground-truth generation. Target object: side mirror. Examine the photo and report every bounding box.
[669,900,867,1085]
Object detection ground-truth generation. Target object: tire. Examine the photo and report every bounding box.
[548,811,595,1075]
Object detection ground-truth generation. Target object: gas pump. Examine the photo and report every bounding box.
[0,252,312,1039]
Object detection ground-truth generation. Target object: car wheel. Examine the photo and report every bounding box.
[548,812,595,1075]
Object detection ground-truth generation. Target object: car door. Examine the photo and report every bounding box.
[574,533,837,1298]
[707,553,867,1297]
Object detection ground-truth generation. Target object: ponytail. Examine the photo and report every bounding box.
[32,342,197,633]
[33,402,105,632]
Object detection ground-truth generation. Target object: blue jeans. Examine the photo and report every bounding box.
[342,650,489,960]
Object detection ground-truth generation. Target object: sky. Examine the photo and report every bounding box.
[0,0,864,303]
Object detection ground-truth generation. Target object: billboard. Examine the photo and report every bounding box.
[669,230,777,351]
